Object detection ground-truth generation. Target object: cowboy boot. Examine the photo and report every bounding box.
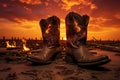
[27,16,62,64]
[65,12,111,67]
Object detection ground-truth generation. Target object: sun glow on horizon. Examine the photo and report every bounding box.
[60,19,67,40]
[63,37,67,40]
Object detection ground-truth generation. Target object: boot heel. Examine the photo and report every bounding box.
[51,52,61,61]
[65,54,77,64]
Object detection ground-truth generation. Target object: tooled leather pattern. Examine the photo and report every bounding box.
[41,16,60,48]
[65,12,89,48]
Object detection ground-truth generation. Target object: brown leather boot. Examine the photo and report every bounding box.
[27,16,62,64]
[65,12,111,67]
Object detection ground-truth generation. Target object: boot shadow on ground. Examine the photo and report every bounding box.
[79,66,111,71]
[66,62,111,71]
[26,61,52,66]
[26,60,111,72]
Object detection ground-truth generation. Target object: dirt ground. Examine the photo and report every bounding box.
[0,49,120,80]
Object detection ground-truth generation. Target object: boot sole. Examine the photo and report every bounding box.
[65,54,111,66]
[26,51,61,64]
[78,58,111,67]
[27,57,52,64]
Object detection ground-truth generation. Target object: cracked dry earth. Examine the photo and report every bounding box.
[0,49,120,80]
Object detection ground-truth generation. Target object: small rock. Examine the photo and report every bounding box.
[115,53,120,56]
[6,72,17,80]
[63,76,80,80]
[57,69,74,76]
[0,67,11,72]
[90,75,98,80]
[21,70,38,76]
[55,66,67,70]
[41,70,53,80]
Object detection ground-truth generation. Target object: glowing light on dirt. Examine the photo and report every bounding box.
[63,37,67,40]
[22,39,30,52]
[23,44,30,51]
[6,41,16,48]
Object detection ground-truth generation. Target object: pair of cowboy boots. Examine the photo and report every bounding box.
[27,12,111,66]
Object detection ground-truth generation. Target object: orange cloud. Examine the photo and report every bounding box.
[0,18,41,39]
[23,6,32,13]
[90,4,97,10]
[87,16,120,40]
[2,4,7,7]
[115,12,120,19]
[19,0,42,5]
[90,17,112,26]
[61,0,97,10]
[54,0,60,3]
[88,27,120,40]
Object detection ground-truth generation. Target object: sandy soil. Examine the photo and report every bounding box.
[0,49,120,80]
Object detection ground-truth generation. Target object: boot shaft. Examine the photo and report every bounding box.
[40,16,60,47]
[65,12,89,48]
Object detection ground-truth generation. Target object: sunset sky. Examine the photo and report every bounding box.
[0,0,120,40]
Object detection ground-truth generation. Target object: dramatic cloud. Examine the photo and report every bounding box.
[115,12,120,19]
[0,0,120,40]
[19,0,42,5]
[0,18,41,39]
[60,0,97,10]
